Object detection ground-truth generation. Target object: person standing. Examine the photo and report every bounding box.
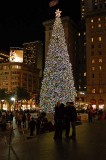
[69,102,77,140]
[54,102,65,140]
[65,102,77,140]
[29,117,36,136]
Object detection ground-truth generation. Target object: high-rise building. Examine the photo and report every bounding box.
[0,62,40,93]
[81,0,106,19]
[85,0,106,109]
[0,51,9,63]
[23,41,43,79]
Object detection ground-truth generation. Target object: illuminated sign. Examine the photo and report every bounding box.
[10,49,23,62]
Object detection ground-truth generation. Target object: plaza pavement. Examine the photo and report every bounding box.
[0,119,106,160]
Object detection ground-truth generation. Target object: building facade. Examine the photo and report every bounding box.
[85,0,106,109]
[23,41,43,79]
[0,62,40,93]
[0,51,9,63]
[0,62,40,110]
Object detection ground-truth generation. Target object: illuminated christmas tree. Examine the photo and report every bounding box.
[40,9,76,112]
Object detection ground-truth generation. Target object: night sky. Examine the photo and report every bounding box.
[0,0,81,52]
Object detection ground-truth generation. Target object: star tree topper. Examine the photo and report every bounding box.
[55,9,62,18]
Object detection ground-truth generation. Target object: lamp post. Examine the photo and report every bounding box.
[11,97,15,111]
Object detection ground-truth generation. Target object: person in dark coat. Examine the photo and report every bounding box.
[54,102,65,140]
[29,117,36,136]
[65,101,77,140]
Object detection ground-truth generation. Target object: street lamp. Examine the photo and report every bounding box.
[11,97,15,110]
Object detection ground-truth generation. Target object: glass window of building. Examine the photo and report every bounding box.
[99,58,102,62]
[92,89,95,93]
[91,45,94,49]
[98,37,102,41]
[92,59,95,63]
[78,33,81,36]
[99,66,102,70]
[98,51,102,55]
[92,74,94,78]
[11,65,21,69]
[98,24,101,28]
[98,18,101,21]
[98,44,101,48]
[91,19,94,23]
[91,51,94,56]
[3,66,9,70]
[91,37,94,42]
[79,85,81,89]
[92,67,95,70]
[91,25,94,29]
[99,88,103,93]
[84,72,86,76]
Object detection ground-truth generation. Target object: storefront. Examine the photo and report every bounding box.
[98,99,104,110]
[90,99,96,109]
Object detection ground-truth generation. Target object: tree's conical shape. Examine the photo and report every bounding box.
[40,9,76,112]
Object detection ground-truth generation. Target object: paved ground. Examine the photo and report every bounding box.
[0,119,106,160]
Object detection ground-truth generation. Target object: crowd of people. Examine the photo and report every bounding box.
[86,106,106,123]
[0,110,13,131]
[1,102,105,140]
[14,110,52,136]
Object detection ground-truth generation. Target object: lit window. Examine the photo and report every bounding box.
[98,18,101,21]
[91,25,94,29]
[99,59,102,62]
[91,37,94,42]
[84,43,86,46]
[78,33,81,36]
[92,59,95,63]
[99,88,103,93]
[91,19,93,22]
[79,85,81,89]
[84,32,86,35]
[3,66,9,70]
[98,24,101,27]
[11,65,21,69]
[84,72,86,76]
[98,37,102,41]
[92,67,95,70]
[99,66,102,70]
[92,89,95,93]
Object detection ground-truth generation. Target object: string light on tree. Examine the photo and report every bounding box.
[40,9,76,112]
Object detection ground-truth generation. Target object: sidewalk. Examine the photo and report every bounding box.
[0,119,106,160]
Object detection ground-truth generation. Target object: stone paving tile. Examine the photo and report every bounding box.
[0,120,106,160]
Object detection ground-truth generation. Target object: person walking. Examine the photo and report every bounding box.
[22,113,26,128]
